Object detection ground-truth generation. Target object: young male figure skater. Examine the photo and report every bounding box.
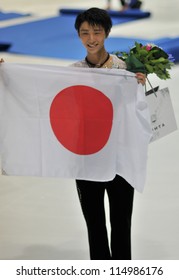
[71,7,146,260]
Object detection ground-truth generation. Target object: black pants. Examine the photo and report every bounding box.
[76,175,134,260]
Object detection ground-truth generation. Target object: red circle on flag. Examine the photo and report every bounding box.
[50,85,113,155]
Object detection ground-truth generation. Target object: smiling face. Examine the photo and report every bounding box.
[79,22,107,55]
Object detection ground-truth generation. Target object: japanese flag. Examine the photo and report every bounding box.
[0,63,152,192]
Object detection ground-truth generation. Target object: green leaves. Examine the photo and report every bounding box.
[115,42,174,80]
[145,64,153,73]
[125,54,146,73]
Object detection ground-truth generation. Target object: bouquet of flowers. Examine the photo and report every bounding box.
[116,42,175,80]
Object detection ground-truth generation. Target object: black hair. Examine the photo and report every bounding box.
[74,7,112,36]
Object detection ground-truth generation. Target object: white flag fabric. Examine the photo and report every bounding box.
[0,63,152,192]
